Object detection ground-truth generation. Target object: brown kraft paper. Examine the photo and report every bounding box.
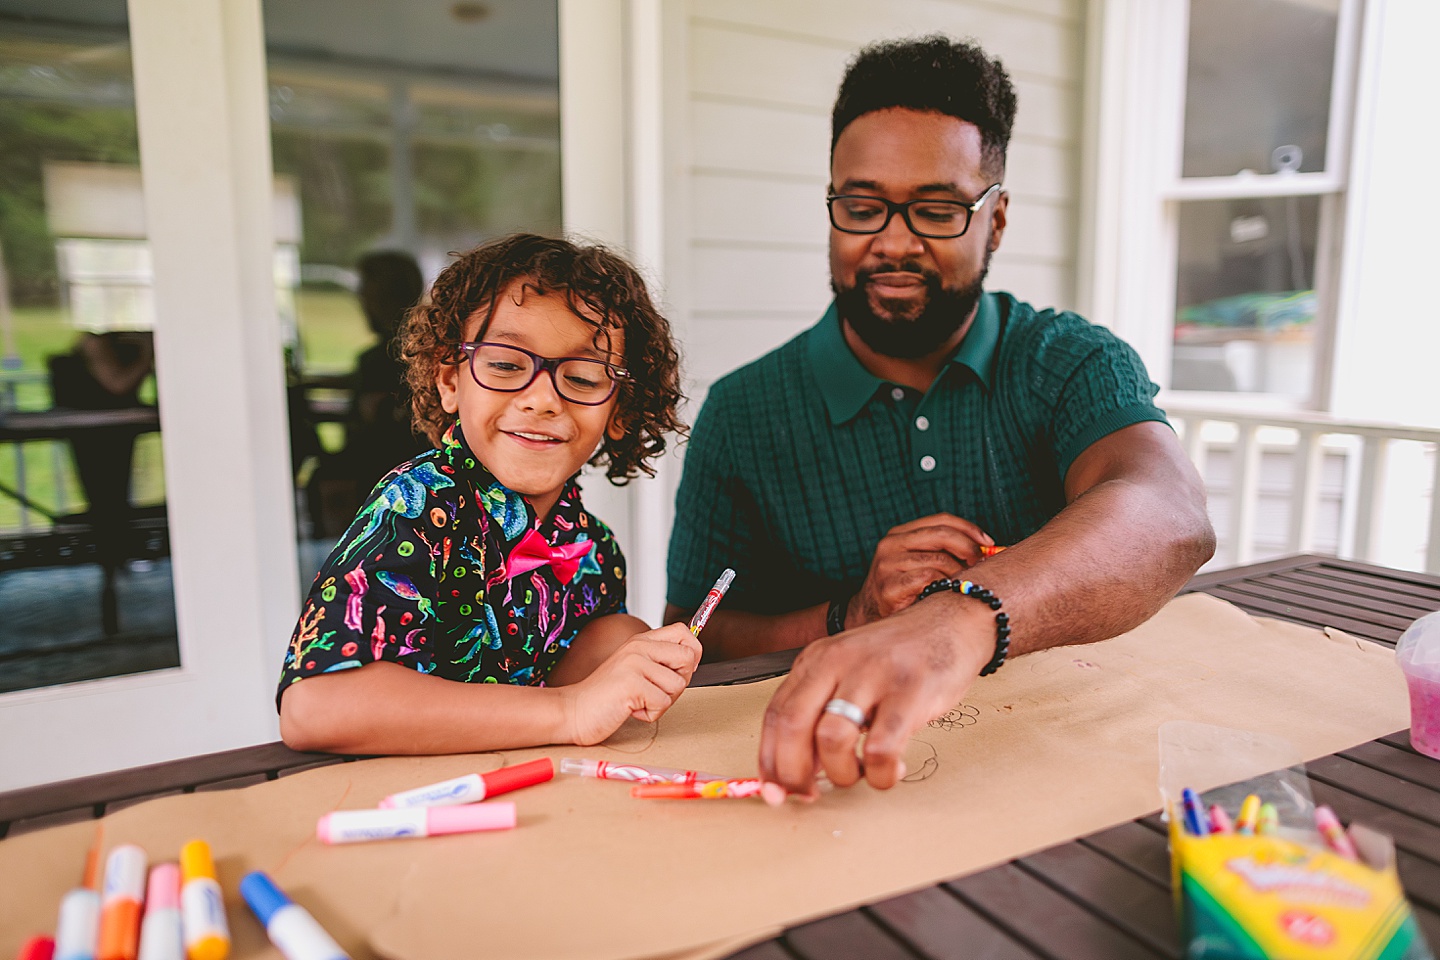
[0,594,1411,960]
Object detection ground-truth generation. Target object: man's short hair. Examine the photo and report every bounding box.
[831,35,1018,179]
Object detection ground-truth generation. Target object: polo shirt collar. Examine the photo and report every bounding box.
[808,293,1001,425]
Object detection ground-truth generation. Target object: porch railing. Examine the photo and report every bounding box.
[1164,401,1440,575]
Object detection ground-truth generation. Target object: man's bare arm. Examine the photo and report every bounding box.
[759,421,1216,792]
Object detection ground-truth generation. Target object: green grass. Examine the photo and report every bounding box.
[0,289,375,530]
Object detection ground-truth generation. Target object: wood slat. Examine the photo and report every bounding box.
[1271,571,1440,620]
[947,863,1169,960]
[1339,740,1440,793]
[4,806,96,838]
[1183,555,1325,591]
[1413,904,1440,954]
[784,910,921,960]
[0,742,334,826]
[866,886,1042,960]
[1305,756,1440,828]
[1241,576,1423,630]
[726,940,798,960]
[1017,845,1179,957]
[1210,581,1412,637]
[1077,823,1172,887]
[1202,585,1399,642]
[1381,731,1430,755]
[1308,563,1440,607]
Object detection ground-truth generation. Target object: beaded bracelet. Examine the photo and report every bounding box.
[916,577,1011,676]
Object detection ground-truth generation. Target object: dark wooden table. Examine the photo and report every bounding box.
[4,554,1439,959]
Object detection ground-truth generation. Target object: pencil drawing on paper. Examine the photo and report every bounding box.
[927,702,980,731]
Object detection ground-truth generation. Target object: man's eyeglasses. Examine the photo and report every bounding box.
[826,183,1004,239]
[456,342,628,406]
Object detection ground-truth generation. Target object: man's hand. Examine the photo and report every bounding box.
[558,623,702,746]
[847,513,992,628]
[759,592,994,793]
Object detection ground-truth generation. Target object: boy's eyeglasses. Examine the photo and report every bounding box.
[457,342,629,406]
[826,183,1004,239]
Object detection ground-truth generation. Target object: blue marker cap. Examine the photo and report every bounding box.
[240,871,292,926]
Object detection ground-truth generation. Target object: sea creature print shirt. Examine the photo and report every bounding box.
[278,419,626,707]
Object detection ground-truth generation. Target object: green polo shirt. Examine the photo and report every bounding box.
[666,291,1169,614]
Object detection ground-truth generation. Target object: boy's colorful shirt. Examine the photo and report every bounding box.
[279,420,625,706]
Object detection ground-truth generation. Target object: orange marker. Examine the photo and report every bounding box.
[97,844,146,960]
[980,544,1006,558]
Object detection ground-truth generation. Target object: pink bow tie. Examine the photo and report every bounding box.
[505,529,593,584]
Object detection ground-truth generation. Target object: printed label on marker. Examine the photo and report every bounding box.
[322,809,428,843]
[386,774,484,808]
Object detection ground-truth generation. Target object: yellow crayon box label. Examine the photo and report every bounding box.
[1169,817,1433,960]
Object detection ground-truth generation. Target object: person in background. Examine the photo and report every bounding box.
[307,251,430,535]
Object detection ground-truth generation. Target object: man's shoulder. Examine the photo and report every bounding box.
[993,291,1140,367]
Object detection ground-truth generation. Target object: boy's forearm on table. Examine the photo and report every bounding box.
[279,661,572,755]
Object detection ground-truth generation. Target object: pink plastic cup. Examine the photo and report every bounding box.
[1404,669,1440,760]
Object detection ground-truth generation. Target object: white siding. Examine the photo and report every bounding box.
[676,0,1087,389]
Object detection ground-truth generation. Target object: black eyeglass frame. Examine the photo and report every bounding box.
[826,182,1004,239]
[455,341,630,406]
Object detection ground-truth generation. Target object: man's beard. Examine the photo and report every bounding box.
[833,246,992,360]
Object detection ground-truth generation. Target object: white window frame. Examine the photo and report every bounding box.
[0,0,299,790]
[1080,0,1365,414]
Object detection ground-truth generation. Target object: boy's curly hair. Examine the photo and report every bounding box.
[400,234,685,483]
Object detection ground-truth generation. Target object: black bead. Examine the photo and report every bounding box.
[996,612,1009,625]
[988,598,1002,609]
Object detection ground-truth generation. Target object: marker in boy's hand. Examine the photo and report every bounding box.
[559,622,702,745]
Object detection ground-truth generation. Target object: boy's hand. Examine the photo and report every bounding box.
[559,623,702,745]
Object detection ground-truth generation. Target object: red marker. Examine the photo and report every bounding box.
[14,936,54,960]
[378,757,553,809]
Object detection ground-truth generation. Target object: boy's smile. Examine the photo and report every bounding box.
[436,281,624,519]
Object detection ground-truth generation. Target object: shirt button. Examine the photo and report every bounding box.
[915,416,930,431]
[920,455,937,472]
[890,387,905,402]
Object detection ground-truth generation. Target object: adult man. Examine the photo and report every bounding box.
[664,37,1215,794]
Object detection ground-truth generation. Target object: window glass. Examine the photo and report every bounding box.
[1170,196,1321,398]
[0,1,180,690]
[1182,0,1339,178]
[260,1,562,578]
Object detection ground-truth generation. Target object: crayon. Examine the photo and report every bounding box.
[1257,802,1279,836]
[631,779,786,803]
[137,865,182,960]
[239,873,349,960]
[1315,805,1359,860]
[316,803,516,844]
[97,845,146,960]
[1181,788,1209,836]
[378,758,553,809]
[1208,804,1234,834]
[1235,794,1262,835]
[559,758,727,785]
[689,569,735,636]
[980,544,1006,558]
[179,841,230,960]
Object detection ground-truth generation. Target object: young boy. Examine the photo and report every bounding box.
[278,234,700,755]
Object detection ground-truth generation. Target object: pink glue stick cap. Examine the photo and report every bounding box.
[428,802,517,836]
[146,863,181,910]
